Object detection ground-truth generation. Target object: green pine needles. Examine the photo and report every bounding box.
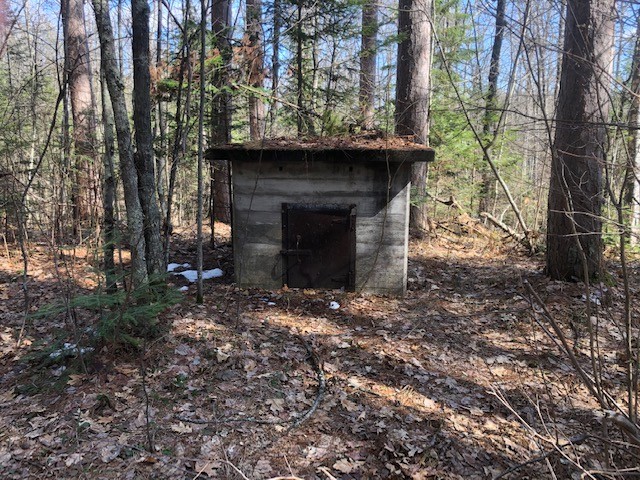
[33,277,181,350]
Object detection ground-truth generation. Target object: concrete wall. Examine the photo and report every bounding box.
[232,158,411,295]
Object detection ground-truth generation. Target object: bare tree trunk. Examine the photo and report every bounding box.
[246,0,265,139]
[211,0,231,225]
[359,0,377,130]
[155,0,168,223]
[395,0,432,232]
[165,0,193,262]
[478,0,505,216]
[132,0,165,278]
[627,16,640,245]
[296,1,304,137]
[270,0,281,132]
[92,0,148,288]
[62,0,99,232]
[546,0,614,280]
[100,71,117,293]
[197,0,207,303]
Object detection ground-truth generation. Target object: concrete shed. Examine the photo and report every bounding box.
[208,139,434,295]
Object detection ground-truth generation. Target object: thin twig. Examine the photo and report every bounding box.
[495,434,588,479]
[523,280,603,405]
[176,335,325,431]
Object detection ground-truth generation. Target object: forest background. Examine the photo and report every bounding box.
[0,1,638,262]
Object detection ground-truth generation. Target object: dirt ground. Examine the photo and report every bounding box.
[0,227,635,479]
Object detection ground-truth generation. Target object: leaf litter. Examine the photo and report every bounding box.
[0,229,636,479]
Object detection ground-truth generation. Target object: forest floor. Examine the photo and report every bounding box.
[0,225,637,479]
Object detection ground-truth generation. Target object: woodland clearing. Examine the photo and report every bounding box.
[0,226,635,479]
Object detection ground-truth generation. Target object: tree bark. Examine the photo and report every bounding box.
[246,0,265,139]
[164,0,192,262]
[395,0,432,232]
[100,71,117,293]
[92,0,148,288]
[359,0,377,130]
[478,0,505,216]
[61,0,99,229]
[211,0,232,224]
[155,0,168,224]
[296,1,305,137]
[197,0,207,303]
[132,0,165,278]
[627,16,640,245]
[546,0,614,281]
[270,0,281,132]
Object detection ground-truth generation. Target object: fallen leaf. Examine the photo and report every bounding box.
[253,458,273,477]
[266,398,285,414]
[65,452,83,467]
[67,374,86,386]
[100,444,121,463]
[170,422,193,434]
[333,457,363,474]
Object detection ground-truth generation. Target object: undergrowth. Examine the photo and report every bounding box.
[31,277,181,350]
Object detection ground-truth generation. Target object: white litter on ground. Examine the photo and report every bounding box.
[329,301,340,310]
[178,286,189,292]
[167,262,191,272]
[49,343,95,359]
[174,268,224,283]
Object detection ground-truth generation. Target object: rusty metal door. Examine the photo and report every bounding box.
[282,204,356,290]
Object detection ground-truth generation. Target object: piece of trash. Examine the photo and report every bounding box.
[580,294,601,306]
[167,262,191,272]
[174,268,224,283]
[178,286,189,292]
[267,302,276,306]
[49,343,94,359]
[329,301,340,310]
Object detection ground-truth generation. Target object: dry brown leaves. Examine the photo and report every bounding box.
[0,232,635,479]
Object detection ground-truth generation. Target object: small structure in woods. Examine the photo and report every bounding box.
[208,138,434,295]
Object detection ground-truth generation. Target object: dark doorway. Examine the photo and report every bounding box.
[282,204,356,290]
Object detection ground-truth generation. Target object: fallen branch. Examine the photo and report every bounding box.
[429,193,464,211]
[494,433,588,479]
[523,280,604,405]
[604,411,640,447]
[480,212,534,253]
[286,336,326,432]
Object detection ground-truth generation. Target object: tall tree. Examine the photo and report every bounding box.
[546,0,615,280]
[155,0,168,223]
[477,0,505,216]
[270,0,281,131]
[132,0,165,277]
[61,0,99,232]
[100,71,117,294]
[395,0,433,232]
[359,0,377,130]
[210,0,232,224]
[197,0,207,303]
[92,0,148,288]
[627,14,640,244]
[246,0,265,139]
